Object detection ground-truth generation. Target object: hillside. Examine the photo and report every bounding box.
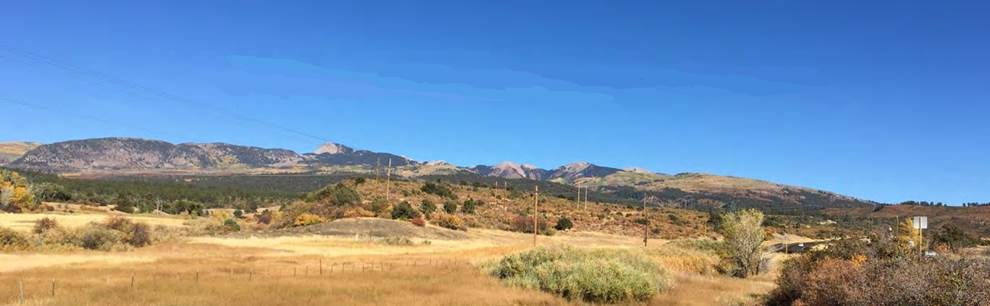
[9,138,415,173]
[10,138,302,172]
[0,141,40,164]
[331,178,715,238]
[6,137,878,212]
[575,171,875,213]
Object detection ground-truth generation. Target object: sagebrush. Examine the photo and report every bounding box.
[485,246,672,303]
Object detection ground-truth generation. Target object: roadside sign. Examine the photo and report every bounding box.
[912,216,928,230]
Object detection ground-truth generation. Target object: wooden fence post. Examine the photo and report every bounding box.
[51,279,55,297]
[18,279,25,304]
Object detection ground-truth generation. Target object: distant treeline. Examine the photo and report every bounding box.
[899,200,990,207]
[11,169,356,214]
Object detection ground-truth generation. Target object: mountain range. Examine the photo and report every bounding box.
[1,137,877,210]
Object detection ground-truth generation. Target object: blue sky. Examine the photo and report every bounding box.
[1,1,988,204]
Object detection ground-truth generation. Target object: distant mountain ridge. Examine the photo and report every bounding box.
[8,137,415,173]
[5,137,877,210]
[9,138,301,172]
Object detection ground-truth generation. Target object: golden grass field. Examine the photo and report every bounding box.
[0,211,188,233]
[0,211,783,306]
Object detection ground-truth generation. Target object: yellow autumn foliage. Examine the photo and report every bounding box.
[0,170,37,212]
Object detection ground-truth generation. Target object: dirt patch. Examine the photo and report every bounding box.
[256,218,470,240]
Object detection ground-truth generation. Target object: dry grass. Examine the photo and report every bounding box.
[0,253,569,306]
[0,212,188,233]
[0,254,154,273]
[0,211,782,305]
[651,245,720,275]
[650,272,777,306]
[0,142,39,156]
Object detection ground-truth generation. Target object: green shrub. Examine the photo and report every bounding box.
[391,201,421,220]
[421,182,456,199]
[306,183,361,206]
[932,224,979,252]
[369,197,389,215]
[0,227,28,249]
[443,200,458,214]
[223,219,241,232]
[113,199,135,213]
[554,217,574,231]
[420,199,437,217]
[486,246,671,303]
[461,199,481,214]
[78,226,125,251]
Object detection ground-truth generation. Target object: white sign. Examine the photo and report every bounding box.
[912,216,928,230]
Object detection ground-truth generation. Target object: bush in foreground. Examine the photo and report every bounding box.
[486,246,671,303]
[766,234,990,305]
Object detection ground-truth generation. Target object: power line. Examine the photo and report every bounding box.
[0,45,329,144]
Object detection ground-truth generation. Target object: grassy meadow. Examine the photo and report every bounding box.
[0,209,780,306]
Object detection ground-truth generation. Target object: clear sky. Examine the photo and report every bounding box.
[1,1,988,204]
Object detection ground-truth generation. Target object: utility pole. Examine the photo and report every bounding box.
[376,158,381,180]
[643,195,649,247]
[385,158,392,203]
[533,185,539,247]
[576,187,581,203]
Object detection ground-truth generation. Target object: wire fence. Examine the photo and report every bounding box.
[5,258,471,304]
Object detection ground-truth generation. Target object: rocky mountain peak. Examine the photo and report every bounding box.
[314,142,354,155]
